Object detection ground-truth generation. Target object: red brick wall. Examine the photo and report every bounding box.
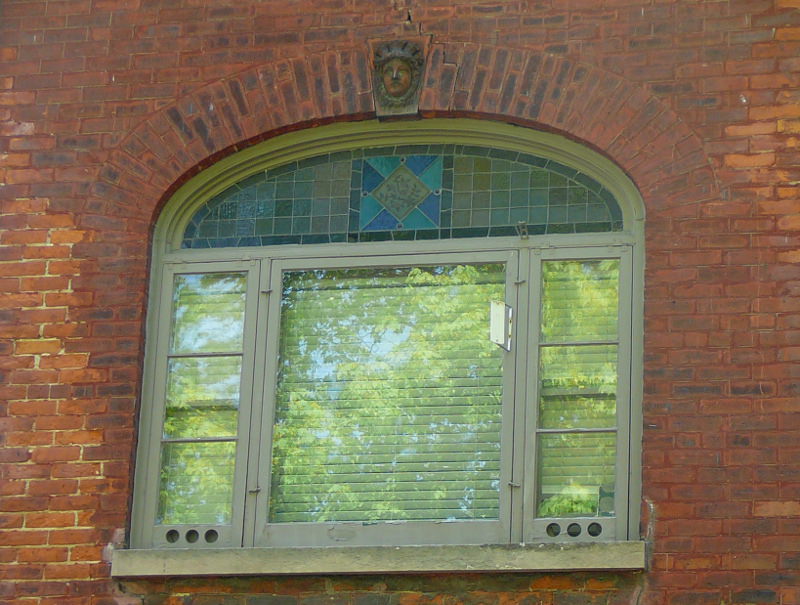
[1,1,799,603]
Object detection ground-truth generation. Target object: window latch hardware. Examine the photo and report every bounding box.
[490,301,512,351]
[260,289,272,295]
[508,481,521,488]
[248,487,262,494]
[515,221,529,240]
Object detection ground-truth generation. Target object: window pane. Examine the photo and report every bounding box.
[170,272,247,354]
[157,441,237,525]
[536,432,615,518]
[539,345,617,429]
[164,356,241,439]
[539,394,616,430]
[270,263,505,523]
[541,260,619,343]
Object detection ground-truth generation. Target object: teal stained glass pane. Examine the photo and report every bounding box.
[181,146,623,248]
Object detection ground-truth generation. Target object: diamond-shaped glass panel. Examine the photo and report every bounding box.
[371,164,432,220]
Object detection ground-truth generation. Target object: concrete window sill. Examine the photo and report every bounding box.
[111,541,646,576]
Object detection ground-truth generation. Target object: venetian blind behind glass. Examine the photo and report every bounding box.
[536,260,619,518]
[182,146,623,249]
[269,263,505,523]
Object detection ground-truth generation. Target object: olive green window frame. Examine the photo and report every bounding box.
[252,249,519,548]
[127,119,645,569]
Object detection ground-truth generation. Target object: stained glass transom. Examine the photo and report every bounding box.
[182,145,623,249]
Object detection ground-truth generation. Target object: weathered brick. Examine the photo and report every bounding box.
[2,2,800,603]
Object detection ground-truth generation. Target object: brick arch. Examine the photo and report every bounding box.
[91,43,717,226]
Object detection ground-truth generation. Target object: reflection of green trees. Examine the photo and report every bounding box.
[153,260,622,525]
[158,441,236,525]
[537,260,619,518]
[158,272,247,525]
[541,259,618,344]
[270,264,505,523]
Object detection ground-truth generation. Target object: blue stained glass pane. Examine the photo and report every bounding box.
[364,209,400,231]
[418,156,444,190]
[359,196,384,230]
[405,154,437,175]
[362,162,385,192]
[402,208,437,230]
[417,193,441,226]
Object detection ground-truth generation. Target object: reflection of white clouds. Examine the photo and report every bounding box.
[171,273,246,354]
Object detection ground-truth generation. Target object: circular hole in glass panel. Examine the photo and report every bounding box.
[185,529,199,543]
[204,529,219,543]
[588,522,602,537]
[567,523,581,537]
[545,523,561,537]
[165,529,179,543]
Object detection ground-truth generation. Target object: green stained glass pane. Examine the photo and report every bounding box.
[541,260,619,343]
[270,263,506,523]
[537,432,615,518]
[170,273,247,354]
[164,356,241,439]
[157,441,237,525]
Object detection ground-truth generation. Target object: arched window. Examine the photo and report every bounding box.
[130,119,644,562]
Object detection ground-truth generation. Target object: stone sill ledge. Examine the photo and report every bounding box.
[111,541,646,576]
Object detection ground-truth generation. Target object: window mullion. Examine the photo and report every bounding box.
[241,258,273,547]
[507,248,529,544]
[250,257,285,545]
[519,249,543,542]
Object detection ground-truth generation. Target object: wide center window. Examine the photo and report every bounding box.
[270,263,505,525]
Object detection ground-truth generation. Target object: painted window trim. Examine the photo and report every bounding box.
[129,119,646,572]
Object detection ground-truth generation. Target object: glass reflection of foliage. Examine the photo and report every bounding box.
[537,260,619,518]
[158,442,237,525]
[537,433,616,518]
[158,272,246,526]
[270,264,505,523]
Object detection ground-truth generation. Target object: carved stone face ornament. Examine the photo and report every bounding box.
[372,40,424,117]
[382,57,413,99]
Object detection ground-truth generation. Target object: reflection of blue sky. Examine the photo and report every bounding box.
[171,273,246,354]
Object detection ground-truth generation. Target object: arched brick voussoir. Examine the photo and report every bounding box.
[94,48,375,223]
[423,42,718,205]
[97,43,716,225]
